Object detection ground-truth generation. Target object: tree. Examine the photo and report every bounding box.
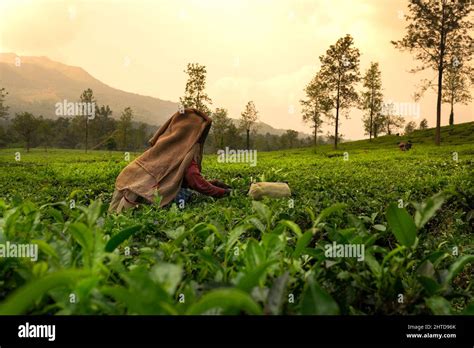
[419,118,429,130]
[224,122,243,149]
[118,107,133,150]
[37,116,55,151]
[281,130,299,148]
[55,117,77,148]
[90,105,114,147]
[0,87,9,119]
[325,131,344,145]
[12,112,38,152]
[360,62,383,141]
[0,87,8,147]
[211,108,232,149]
[442,57,473,126]
[300,73,330,146]
[373,115,384,138]
[180,63,212,114]
[79,88,96,153]
[0,126,6,147]
[364,112,386,138]
[106,137,117,151]
[240,101,259,150]
[319,34,360,149]
[405,121,417,134]
[392,0,472,145]
[381,102,405,135]
[132,123,148,150]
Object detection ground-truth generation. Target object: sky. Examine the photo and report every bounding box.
[0,0,472,139]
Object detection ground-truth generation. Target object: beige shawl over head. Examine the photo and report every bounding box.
[109,108,212,212]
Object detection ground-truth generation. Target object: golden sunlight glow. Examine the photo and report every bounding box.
[0,0,472,139]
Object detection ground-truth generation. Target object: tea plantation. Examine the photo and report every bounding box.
[0,123,472,315]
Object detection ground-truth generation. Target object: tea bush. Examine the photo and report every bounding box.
[0,138,472,315]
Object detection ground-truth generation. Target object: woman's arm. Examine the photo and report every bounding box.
[184,160,230,198]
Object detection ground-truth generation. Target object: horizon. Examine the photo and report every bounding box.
[0,0,472,140]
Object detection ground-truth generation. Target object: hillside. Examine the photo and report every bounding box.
[228,118,310,139]
[0,53,310,138]
[0,121,472,316]
[332,122,474,151]
[0,53,178,126]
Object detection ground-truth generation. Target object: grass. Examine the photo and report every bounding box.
[0,122,472,315]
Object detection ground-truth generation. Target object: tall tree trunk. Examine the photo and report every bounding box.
[334,84,340,150]
[314,124,317,147]
[246,129,250,150]
[85,117,89,153]
[435,5,446,146]
[369,109,373,141]
[313,108,318,147]
[435,64,443,145]
[449,95,454,127]
[369,89,373,141]
[124,127,127,151]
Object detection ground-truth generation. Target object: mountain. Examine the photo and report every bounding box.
[227,118,310,139]
[0,53,178,125]
[0,53,310,137]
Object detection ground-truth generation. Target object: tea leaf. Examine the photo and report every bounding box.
[300,278,340,315]
[187,288,262,315]
[105,224,142,252]
[386,203,417,247]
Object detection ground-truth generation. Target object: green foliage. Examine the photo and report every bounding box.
[360,62,383,139]
[300,277,340,315]
[179,63,212,114]
[386,204,417,248]
[0,270,91,315]
[392,0,472,145]
[413,192,446,229]
[105,225,142,252]
[0,138,472,315]
[186,288,262,315]
[318,34,361,149]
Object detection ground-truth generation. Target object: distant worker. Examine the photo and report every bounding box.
[398,140,413,151]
